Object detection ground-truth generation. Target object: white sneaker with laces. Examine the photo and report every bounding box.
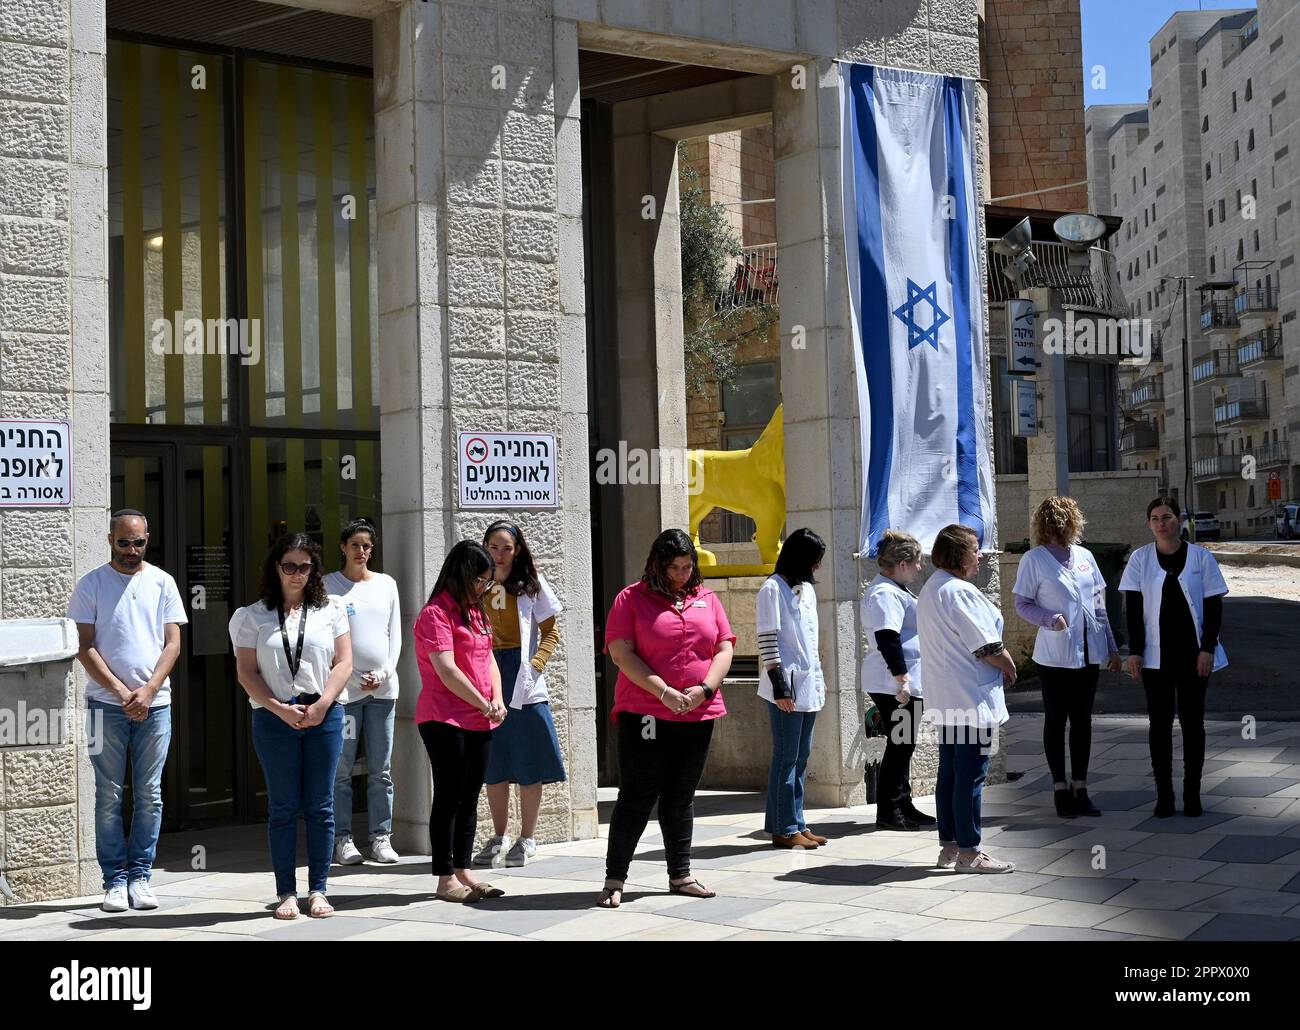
[128,880,159,910]
[102,883,129,913]
[369,834,399,864]
[334,835,364,865]
[505,837,536,867]
[472,834,511,868]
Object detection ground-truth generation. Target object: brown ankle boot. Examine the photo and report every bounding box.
[772,833,815,849]
[799,828,829,845]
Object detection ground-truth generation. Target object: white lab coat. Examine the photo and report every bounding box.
[1119,543,1228,672]
[755,576,826,712]
[1012,545,1111,670]
[494,576,563,710]
[860,574,923,696]
[916,571,1009,728]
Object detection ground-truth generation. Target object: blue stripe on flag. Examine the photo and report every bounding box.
[849,64,893,555]
[943,76,984,543]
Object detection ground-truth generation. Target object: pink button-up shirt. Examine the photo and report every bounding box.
[603,580,736,722]
[414,590,496,731]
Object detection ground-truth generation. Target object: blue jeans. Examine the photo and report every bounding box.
[935,735,992,851]
[764,703,817,835]
[252,703,345,895]
[86,701,172,889]
[334,695,396,840]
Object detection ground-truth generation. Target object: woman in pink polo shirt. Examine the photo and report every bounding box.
[414,541,508,903]
[598,529,736,908]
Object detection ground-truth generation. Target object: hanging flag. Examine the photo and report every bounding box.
[839,63,995,557]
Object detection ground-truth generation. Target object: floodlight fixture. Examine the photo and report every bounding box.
[1052,213,1107,251]
[993,217,1037,286]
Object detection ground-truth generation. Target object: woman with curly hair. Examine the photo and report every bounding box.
[1012,496,1120,818]
[229,532,353,919]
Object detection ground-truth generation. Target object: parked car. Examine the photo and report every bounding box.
[1181,510,1220,542]
[1276,503,1300,540]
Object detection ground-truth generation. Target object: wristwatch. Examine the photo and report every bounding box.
[700,684,716,701]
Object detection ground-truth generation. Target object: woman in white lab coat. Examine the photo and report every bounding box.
[861,529,935,830]
[917,525,1018,874]
[1120,497,1228,818]
[1012,497,1120,820]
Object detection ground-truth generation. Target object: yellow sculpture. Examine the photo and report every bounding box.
[688,403,786,576]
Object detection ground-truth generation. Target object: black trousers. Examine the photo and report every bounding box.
[1142,665,1209,787]
[605,713,714,882]
[1039,664,1099,784]
[870,693,923,817]
[418,720,492,876]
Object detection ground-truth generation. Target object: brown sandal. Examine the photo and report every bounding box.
[669,878,716,898]
[435,885,478,903]
[468,881,506,900]
[597,883,623,908]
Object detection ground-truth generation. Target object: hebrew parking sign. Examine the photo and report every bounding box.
[0,420,71,507]
[457,432,557,509]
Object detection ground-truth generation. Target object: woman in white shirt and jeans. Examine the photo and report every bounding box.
[230,533,352,919]
[917,525,1018,874]
[756,528,827,849]
[1012,497,1120,819]
[325,518,402,866]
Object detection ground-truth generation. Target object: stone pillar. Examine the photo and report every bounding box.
[0,0,109,902]
[1025,287,1070,515]
[373,0,597,853]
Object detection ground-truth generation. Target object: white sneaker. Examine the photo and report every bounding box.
[505,837,536,867]
[128,880,159,910]
[936,844,961,869]
[369,834,399,864]
[472,834,511,868]
[334,835,364,865]
[956,850,1016,874]
[101,884,128,912]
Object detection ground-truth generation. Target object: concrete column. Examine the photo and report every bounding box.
[609,107,690,577]
[772,57,865,807]
[373,0,597,852]
[1026,288,1070,514]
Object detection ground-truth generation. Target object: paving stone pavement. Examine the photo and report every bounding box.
[4,716,1300,941]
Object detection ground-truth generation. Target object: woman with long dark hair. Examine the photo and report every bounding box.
[1120,497,1228,818]
[757,528,827,849]
[472,520,567,869]
[229,532,352,919]
[414,540,507,902]
[597,529,735,908]
[325,517,402,864]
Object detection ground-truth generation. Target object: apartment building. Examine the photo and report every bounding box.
[1087,2,1300,536]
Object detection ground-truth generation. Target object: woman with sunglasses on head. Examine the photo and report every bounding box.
[229,533,353,919]
[597,529,736,908]
[1120,497,1228,818]
[471,521,567,870]
[325,517,402,866]
[415,540,508,903]
[757,528,828,849]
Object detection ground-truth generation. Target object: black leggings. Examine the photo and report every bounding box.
[605,713,714,883]
[1040,664,1099,784]
[418,720,492,876]
[870,692,923,816]
[1142,666,1209,786]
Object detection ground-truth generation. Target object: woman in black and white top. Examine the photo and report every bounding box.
[756,529,827,849]
[1120,497,1229,818]
[860,529,935,831]
[230,533,352,920]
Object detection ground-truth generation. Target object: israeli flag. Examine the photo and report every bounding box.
[839,63,995,557]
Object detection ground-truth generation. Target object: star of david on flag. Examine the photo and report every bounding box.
[893,279,949,351]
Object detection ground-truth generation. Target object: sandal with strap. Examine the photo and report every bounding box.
[669,878,716,898]
[307,891,335,918]
[597,882,623,908]
[274,893,299,920]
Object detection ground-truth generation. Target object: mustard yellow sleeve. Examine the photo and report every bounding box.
[530,615,560,672]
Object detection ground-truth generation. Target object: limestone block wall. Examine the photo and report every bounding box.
[0,0,109,903]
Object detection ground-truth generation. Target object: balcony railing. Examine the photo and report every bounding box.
[1193,454,1241,481]
[716,244,778,310]
[1191,349,1240,384]
[1237,328,1282,368]
[1252,439,1291,468]
[1195,440,1290,480]
[1128,378,1164,408]
[1200,300,1238,332]
[1233,287,1277,316]
[1214,398,1269,425]
[986,241,1125,314]
[1121,421,1160,452]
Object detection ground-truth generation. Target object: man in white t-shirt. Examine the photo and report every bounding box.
[69,509,188,913]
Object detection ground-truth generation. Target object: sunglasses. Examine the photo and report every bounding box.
[279,561,314,576]
[115,538,147,549]
[474,575,493,588]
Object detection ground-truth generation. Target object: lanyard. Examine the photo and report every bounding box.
[277,604,308,683]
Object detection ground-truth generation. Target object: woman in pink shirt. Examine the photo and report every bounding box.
[414,541,508,903]
[598,529,736,908]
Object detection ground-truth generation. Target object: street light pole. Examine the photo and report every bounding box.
[1163,274,1198,544]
